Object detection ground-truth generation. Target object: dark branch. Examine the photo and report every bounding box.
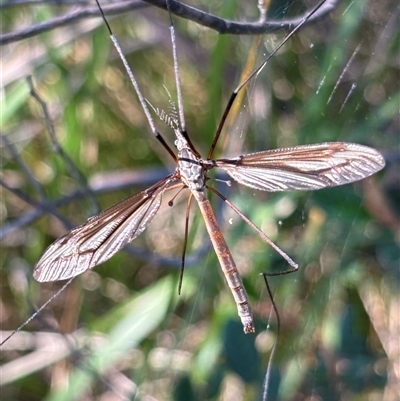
[1,0,339,46]
[149,0,339,33]
[1,1,148,45]
[1,0,92,6]
[0,166,169,239]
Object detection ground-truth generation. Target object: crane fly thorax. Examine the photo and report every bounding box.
[175,135,205,191]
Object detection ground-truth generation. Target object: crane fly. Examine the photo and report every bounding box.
[31,0,385,336]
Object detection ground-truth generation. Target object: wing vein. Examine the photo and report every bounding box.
[34,175,179,282]
[215,143,385,192]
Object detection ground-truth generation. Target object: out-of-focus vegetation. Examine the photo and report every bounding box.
[1,1,398,400]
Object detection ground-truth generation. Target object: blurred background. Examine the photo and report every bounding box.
[1,0,399,400]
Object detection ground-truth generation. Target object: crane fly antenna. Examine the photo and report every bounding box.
[207,0,330,160]
[94,0,177,162]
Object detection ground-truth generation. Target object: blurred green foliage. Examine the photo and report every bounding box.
[1,1,398,401]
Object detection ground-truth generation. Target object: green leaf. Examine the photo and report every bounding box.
[44,276,174,401]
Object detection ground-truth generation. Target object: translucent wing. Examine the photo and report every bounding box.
[215,142,385,192]
[34,175,177,282]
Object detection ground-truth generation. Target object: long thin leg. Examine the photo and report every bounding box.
[207,0,329,160]
[166,1,185,133]
[95,0,177,162]
[0,278,74,346]
[207,186,299,274]
[165,0,201,157]
[178,192,193,295]
[261,273,281,401]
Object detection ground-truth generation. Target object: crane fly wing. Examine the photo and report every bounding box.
[34,175,177,282]
[215,143,385,192]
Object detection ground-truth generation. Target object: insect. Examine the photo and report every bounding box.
[2,0,394,400]
[28,0,385,336]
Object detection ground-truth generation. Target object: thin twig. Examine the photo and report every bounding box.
[27,77,100,215]
[0,177,73,229]
[0,133,46,198]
